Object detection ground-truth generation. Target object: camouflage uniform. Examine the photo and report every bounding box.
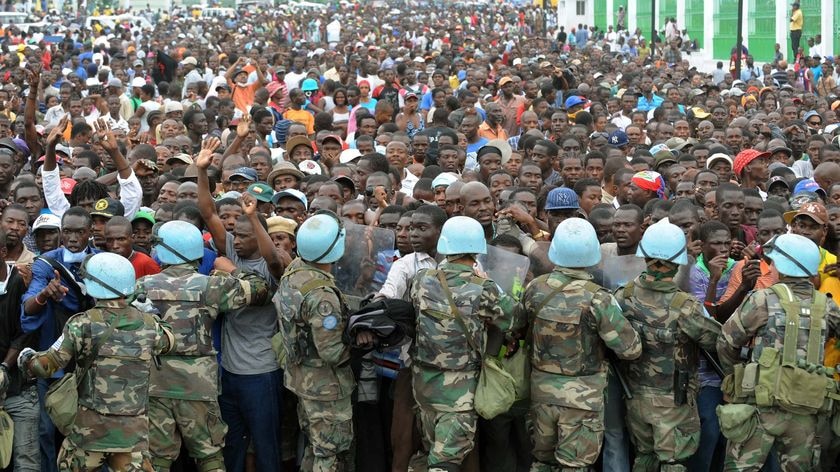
[614,275,721,472]
[275,258,354,472]
[717,279,840,471]
[409,261,516,472]
[27,300,174,471]
[521,267,642,472]
[136,264,269,472]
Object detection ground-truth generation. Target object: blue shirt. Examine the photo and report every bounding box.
[689,254,735,388]
[20,247,98,351]
[636,94,664,112]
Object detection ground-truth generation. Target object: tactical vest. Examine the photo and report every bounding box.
[619,282,696,392]
[530,276,605,377]
[277,266,344,367]
[78,308,160,416]
[413,269,486,371]
[141,275,215,357]
[730,284,840,414]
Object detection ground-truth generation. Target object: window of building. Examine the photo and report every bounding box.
[576,0,586,16]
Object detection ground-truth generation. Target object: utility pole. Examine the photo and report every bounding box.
[735,0,744,78]
[651,0,656,57]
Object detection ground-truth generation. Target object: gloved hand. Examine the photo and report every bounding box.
[17,348,36,377]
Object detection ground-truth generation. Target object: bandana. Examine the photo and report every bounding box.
[642,259,679,281]
[631,171,666,199]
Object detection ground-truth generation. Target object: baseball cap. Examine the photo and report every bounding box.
[608,130,629,147]
[706,153,733,169]
[266,216,298,236]
[230,167,259,181]
[498,76,513,87]
[247,182,275,203]
[60,178,77,195]
[690,107,711,119]
[215,83,231,92]
[784,201,827,225]
[564,96,587,109]
[132,208,156,226]
[404,91,418,101]
[107,78,123,88]
[271,188,308,210]
[130,77,146,88]
[767,176,790,191]
[267,161,305,184]
[90,198,125,219]
[733,149,770,176]
[544,187,580,211]
[339,148,362,164]
[332,175,355,193]
[166,153,193,166]
[180,56,197,66]
[486,138,512,165]
[664,137,695,152]
[793,178,827,198]
[32,213,61,232]
[298,160,322,176]
[431,172,459,189]
[164,101,184,114]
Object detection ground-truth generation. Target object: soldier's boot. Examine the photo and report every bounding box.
[660,462,687,472]
[195,452,225,472]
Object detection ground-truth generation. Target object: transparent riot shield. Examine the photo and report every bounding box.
[332,222,396,301]
[477,245,531,299]
[597,254,647,291]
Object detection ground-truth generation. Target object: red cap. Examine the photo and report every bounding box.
[733,149,770,177]
[60,178,76,195]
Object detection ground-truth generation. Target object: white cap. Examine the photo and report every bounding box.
[298,160,322,175]
[339,148,362,164]
[33,213,61,232]
[131,77,146,88]
[180,56,197,66]
[706,153,734,169]
[164,101,184,113]
[85,77,100,87]
[431,172,459,189]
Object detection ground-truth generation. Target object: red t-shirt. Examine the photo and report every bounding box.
[130,251,161,278]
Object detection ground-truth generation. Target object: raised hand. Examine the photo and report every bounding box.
[236,114,252,138]
[195,137,221,169]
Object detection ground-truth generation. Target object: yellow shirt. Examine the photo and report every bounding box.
[816,248,840,378]
[283,108,315,136]
[790,9,803,31]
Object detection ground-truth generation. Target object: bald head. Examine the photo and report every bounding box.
[459,181,494,229]
[814,162,840,192]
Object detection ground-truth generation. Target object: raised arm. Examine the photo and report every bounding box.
[195,137,228,254]
[23,65,42,164]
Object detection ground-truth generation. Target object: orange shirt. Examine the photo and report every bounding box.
[478,121,508,141]
[283,108,315,136]
[719,259,778,304]
[229,80,260,113]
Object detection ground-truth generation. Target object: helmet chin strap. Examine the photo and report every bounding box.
[766,240,814,277]
[84,272,125,299]
[156,239,194,264]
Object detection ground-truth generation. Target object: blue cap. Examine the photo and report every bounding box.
[564,95,587,109]
[545,187,580,211]
[230,167,258,181]
[793,178,826,197]
[608,130,629,147]
[803,110,822,124]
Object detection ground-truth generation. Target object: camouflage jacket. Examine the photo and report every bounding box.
[29,300,174,452]
[137,263,270,401]
[521,267,641,410]
[410,261,513,412]
[614,275,720,397]
[718,278,840,375]
[275,258,353,401]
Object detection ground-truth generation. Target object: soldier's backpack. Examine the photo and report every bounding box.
[434,271,516,420]
[44,309,117,436]
[750,284,840,415]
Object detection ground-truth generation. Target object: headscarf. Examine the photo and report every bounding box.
[631,170,666,199]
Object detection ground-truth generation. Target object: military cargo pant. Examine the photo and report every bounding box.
[147,397,227,472]
[626,393,700,472]
[417,406,478,472]
[529,403,604,472]
[297,396,353,472]
[723,407,819,472]
[57,438,152,472]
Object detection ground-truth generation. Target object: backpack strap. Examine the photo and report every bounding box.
[434,270,481,355]
[769,284,801,367]
[669,291,693,313]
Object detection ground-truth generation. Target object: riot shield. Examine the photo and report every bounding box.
[597,254,646,290]
[332,222,396,300]
[477,245,531,299]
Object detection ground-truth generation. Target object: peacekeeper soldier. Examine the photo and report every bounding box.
[275,211,354,472]
[522,218,642,472]
[410,216,516,472]
[614,221,722,471]
[717,233,840,471]
[137,221,270,472]
[18,253,175,471]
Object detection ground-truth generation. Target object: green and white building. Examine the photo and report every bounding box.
[556,0,838,63]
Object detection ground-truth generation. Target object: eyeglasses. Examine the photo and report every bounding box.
[808,120,822,126]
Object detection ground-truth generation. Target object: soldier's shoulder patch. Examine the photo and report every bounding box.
[322,314,338,330]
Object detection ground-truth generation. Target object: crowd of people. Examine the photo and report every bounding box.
[1,0,840,471]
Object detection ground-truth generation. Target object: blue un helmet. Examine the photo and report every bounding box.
[763,233,820,277]
[636,221,688,265]
[154,221,205,265]
[549,218,601,267]
[81,253,136,300]
[437,216,487,255]
[297,211,346,263]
